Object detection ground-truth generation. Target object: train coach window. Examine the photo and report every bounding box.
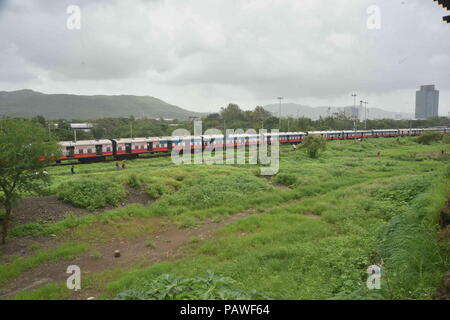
[107,147,111,152]
[79,149,84,154]
[87,149,92,153]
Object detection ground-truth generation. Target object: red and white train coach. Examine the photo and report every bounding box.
[111,138,149,158]
[59,140,114,161]
[309,131,345,140]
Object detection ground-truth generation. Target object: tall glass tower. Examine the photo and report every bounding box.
[415,85,439,119]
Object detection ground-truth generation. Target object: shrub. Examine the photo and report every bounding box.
[442,133,450,144]
[416,132,442,145]
[57,179,126,210]
[127,174,143,189]
[299,135,327,158]
[371,177,429,205]
[145,239,156,249]
[146,182,170,199]
[115,271,267,300]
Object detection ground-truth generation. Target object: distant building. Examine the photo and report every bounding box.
[70,123,93,129]
[70,123,93,132]
[415,85,439,119]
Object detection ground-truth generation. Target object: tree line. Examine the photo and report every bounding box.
[24,104,450,141]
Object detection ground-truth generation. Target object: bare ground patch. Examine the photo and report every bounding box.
[0,187,154,259]
[9,186,153,227]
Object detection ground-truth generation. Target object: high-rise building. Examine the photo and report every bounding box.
[415,85,439,119]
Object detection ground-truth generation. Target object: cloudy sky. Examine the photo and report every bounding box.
[0,0,449,115]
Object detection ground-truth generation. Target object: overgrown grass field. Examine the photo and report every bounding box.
[1,137,449,300]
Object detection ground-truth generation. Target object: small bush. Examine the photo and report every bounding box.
[299,135,327,158]
[416,132,442,145]
[115,271,267,300]
[57,179,126,210]
[127,174,143,189]
[371,177,429,204]
[147,183,170,199]
[145,239,156,249]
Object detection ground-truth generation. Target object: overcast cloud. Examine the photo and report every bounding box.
[0,0,449,114]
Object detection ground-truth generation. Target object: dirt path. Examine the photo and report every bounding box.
[0,211,253,299]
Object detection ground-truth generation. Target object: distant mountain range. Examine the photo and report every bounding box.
[0,89,203,120]
[0,89,414,121]
[263,103,414,120]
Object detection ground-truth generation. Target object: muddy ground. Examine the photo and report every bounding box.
[0,187,154,259]
[9,186,153,226]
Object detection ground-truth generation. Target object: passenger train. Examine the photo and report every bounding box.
[57,127,448,163]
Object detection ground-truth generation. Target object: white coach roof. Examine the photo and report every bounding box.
[59,139,111,147]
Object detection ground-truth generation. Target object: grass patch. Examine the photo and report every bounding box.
[7,138,450,300]
[57,178,126,210]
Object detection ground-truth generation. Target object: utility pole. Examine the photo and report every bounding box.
[130,122,133,139]
[351,93,357,131]
[277,97,283,130]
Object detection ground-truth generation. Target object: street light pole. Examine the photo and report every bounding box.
[351,93,357,131]
[277,97,283,130]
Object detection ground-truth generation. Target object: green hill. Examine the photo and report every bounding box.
[0,89,203,120]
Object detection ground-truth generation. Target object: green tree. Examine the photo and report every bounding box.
[33,115,46,127]
[0,119,61,244]
[299,135,327,158]
[416,132,443,145]
[220,103,244,122]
